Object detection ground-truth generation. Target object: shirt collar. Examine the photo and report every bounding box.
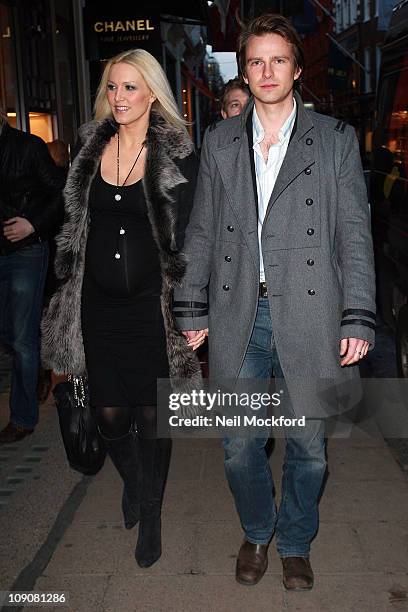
[252,97,297,146]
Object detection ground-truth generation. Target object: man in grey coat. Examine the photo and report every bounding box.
[173,14,375,590]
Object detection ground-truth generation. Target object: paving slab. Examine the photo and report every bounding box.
[73,474,123,524]
[319,479,408,523]
[102,575,285,612]
[22,574,109,612]
[308,522,367,574]
[283,573,408,612]
[327,446,405,482]
[353,521,408,573]
[44,519,197,577]
[167,448,205,482]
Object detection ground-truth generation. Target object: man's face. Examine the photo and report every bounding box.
[221,87,250,119]
[243,33,301,105]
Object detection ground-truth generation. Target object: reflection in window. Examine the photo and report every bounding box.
[375,59,408,216]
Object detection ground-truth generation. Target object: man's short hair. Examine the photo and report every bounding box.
[221,78,250,112]
[237,13,305,79]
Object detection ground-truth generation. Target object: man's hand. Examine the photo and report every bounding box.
[3,217,35,242]
[182,329,209,351]
[340,337,370,366]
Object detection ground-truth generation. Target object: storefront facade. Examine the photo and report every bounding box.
[0,0,79,144]
[0,1,215,147]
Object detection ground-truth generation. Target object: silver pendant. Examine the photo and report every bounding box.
[120,227,125,235]
[115,252,121,259]
[115,193,121,202]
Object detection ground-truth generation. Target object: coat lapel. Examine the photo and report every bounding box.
[263,92,315,223]
[213,116,259,270]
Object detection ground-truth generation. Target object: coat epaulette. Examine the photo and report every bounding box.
[334,120,347,133]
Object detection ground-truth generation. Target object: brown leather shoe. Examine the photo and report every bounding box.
[0,422,34,444]
[281,556,314,591]
[236,540,268,586]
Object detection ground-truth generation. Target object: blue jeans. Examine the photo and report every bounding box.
[0,242,49,429]
[223,298,327,556]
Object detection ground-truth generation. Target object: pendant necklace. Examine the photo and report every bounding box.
[114,132,144,260]
[115,132,144,201]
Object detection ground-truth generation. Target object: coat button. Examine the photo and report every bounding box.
[305,167,312,175]
[306,138,313,145]
[233,136,240,142]
[306,198,313,205]
[225,256,231,262]
[227,225,234,232]
[307,259,314,266]
[307,228,314,236]
[223,284,230,291]
[308,289,315,295]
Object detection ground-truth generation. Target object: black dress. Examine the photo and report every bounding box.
[81,166,169,407]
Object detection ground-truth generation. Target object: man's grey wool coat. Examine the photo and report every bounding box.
[173,91,376,417]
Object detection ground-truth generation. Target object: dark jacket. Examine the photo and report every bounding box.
[41,113,202,388]
[0,123,64,254]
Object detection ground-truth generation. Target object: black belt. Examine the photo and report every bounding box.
[259,282,268,298]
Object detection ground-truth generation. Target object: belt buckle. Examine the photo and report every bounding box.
[259,282,268,298]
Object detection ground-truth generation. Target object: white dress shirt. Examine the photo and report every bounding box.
[252,98,297,282]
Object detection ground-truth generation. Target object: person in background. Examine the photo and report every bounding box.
[220,77,250,119]
[0,110,64,443]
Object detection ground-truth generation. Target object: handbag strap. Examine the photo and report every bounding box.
[68,375,86,408]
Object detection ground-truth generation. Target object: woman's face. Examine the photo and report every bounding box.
[106,62,155,126]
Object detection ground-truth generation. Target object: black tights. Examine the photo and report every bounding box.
[93,405,158,440]
[93,405,171,508]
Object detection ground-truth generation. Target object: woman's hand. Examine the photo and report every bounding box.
[182,329,208,351]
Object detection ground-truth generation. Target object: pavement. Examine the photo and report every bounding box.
[1,331,408,611]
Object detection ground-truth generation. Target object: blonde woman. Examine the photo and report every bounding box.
[41,49,202,567]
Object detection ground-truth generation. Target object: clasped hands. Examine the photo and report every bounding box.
[182,329,208,351]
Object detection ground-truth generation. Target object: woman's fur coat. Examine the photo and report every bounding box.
[41,112,202,388]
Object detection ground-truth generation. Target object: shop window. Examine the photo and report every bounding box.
[29,112,54,141]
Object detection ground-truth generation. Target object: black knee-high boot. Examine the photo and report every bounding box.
[134,405,172,568]
[93,406,142,530]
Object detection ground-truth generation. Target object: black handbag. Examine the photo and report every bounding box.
[53,375,107,475]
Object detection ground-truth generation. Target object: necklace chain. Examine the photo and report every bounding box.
[114,131,145,260]
[116,132,144,190]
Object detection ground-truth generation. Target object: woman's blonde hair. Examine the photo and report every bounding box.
[94,48,187,133]
[0,106,8,126]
